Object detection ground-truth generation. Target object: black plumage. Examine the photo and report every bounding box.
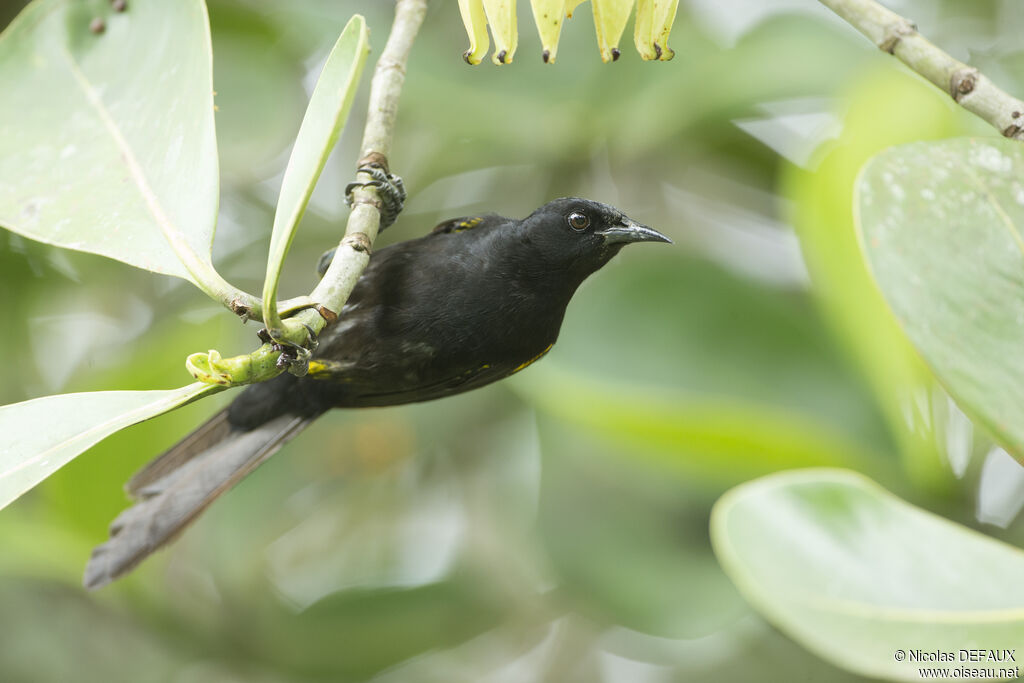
[84,197,670,588]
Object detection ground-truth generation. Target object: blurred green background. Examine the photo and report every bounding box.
[2,0,1024,680]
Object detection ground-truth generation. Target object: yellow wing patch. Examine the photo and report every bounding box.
[453,217,484,232]
[512,343,554,374]
[307,360,354,382]
[432,215,486,235]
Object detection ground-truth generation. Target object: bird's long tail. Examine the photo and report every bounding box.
[83,408,317,590]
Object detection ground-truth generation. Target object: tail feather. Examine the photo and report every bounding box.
[84,411,317,590]
[125,408,232,496]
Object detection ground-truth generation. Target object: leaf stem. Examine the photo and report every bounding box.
[819,0,1024,141]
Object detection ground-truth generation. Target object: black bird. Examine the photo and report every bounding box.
[84,197,670,588]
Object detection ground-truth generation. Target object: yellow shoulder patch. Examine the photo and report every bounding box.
[453,217,484,232]
[432,215,487,235]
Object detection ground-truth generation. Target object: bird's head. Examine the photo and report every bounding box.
[521,197,671,282]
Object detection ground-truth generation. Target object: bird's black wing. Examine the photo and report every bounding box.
[294,219,550,408]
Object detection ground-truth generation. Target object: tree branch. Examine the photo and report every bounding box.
[819,0,1024,141]
[187,0,427,386]
[310,0,426,318]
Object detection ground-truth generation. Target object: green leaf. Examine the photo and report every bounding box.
[782,66,979,492]
[0,382,222,511]
[858,137,1024,463]
[0,0,226,286]
[711,469,1024,681]
[261,15,369,334]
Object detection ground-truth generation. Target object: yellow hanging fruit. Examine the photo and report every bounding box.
[530,0,567,63]
[455,0,679,64]
[592,0,634,62]
[458,0,490,65]
[653,0,678,60]
[635,0,677,61]
[565,0,587,18]
[482,0,518,64]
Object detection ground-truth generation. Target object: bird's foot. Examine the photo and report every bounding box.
[258,324,319,377]
[345,157,406,230]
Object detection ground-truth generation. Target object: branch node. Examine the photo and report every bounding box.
[358,151,390,174]
[349,195,382,210]
[950,67,978,101]
[315,304,338,324]
[878,19,915,54]
[821,0,1024,142]
[342,232,372,254]
[229,298,251,321]
[376,58,407,77]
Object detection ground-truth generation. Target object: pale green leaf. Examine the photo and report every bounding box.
[0,0,220,282]
[0,382,222,511]
[712,469,1024,681]
[858,137,1024,462]
[262,15,369,333]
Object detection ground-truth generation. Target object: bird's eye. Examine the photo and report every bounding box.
[567,212,590,231]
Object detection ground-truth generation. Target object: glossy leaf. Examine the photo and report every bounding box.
[0,382,222,511]
[0,0,221,282]
[858,137,1024,463]
[261,15,369,334]
[712,469,1024,681]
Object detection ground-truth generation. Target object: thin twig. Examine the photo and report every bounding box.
[819,0,1024,141]
[310,0,426,318]
[188,0,427,384]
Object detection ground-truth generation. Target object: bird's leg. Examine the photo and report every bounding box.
[344,155,407,231]
[257,324,319,377]
[321,157,404,278]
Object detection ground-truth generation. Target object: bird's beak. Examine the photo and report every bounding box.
[598,217,672,245]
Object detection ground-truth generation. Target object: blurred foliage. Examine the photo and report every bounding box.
[3,0,1024,681]
[781,65,983,497]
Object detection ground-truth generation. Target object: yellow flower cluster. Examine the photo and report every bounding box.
[458,0,678,65]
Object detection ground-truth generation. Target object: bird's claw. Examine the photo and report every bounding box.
[345,162,406,230]
[258,324,319,377]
